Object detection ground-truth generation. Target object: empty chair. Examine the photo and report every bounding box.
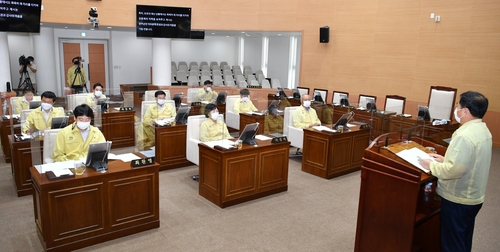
[261,79,271,88]
[171,62,177,71]
[220,61,228,68]
[246,74,257,82]
[189,69,199,77]
[190,66,199,72]
[297,87,310,97]
[225,80,236,87]
[225,95,241,130]
[171,66,177,77]
[428,86,457,120]
[211,65,221,71]
[187,76,199,86]
[186,115,206,166]
[257,74,266,84]
[235,74,245,83]
[189,61,198,70]
[176,70,188,83]
[249,80,259,86]
[201,65,210,71]
[43,128,63,163]
[200,75,211,84]
[384,95,406,114]
[212,69,222,76]
[200,61,208,67]
[244,69,253,79]
[271,79,281,88]
[313,89,328,104]
[171,74,177,84]
[358,94,377,109]
[213,76,224,86]
[224,75,234,83]
[210,61,218,69]
[223,69,232,76]
[201,70,211,76]
[232,65,242,72]
[332,91,349,104]
[243,65,253,73]
[255,69,264,76]
[233,69,243,76]
[178,61,188,69]
[178,65,188,73]
[284,106,303,150]
[238,80,248,88]
[222,65,231,71]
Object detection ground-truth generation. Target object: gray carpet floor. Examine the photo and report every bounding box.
[0,146,499,252]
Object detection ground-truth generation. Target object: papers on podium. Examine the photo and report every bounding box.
[395,147,433,173]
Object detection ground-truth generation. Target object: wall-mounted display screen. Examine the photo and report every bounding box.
[136,5,191,38]
[0,0,42,33]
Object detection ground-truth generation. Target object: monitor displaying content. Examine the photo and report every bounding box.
[339,94,350,107]
[238,122,259,146]
[51,116,69,129]
[29,100,41,109]
[417,105,431,121]
[276,87,287,98]
[267,100,280,113]
[366,97,377,112]
[313,91,324,104]
[173,93,183,107]
[292,89,301,99]
[85,141,112,173]
[175,106,191,124]
[332,112,354,131]
[216,91,227,104]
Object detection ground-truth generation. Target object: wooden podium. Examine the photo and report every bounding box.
[355,133,447,252]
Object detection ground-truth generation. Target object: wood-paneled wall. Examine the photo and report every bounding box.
[40,0,500,146]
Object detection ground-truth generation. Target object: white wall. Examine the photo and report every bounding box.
[7,33,32,91]
[243,37,262,73]
[171,36,238,67]
[268,36,290,88]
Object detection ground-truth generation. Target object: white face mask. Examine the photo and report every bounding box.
[157,99,166,105]
[94,91,102,97]
[242,96,249,102]
[41,102,52,111]
[211,112,219,121]
[303,100,311,108]
[454,107,464,123]
[77,121,91,130]
[206,87,212,92]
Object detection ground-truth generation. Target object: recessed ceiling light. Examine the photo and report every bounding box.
[211,33,215,35]
[107,27,112,29]
[64,27,68,29]
[81,32,87,37]
[226,36,229,37]
[241,31,245,33]
[278,34,282,36]
[90,28,95,31]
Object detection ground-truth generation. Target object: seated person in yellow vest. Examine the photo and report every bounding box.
[23,91,64,134]
[197,80,218,103]
[67,56,87,94]
[264,107,284,134]
[322,105,334,125]
[52,104,106,162]
[86,83,106,109]
[292,94,321,129]
[234,88,258,113]
[136,90,176,150]
[15,90,40,114]
[200,103,231,142]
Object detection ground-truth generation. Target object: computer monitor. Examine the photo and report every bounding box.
[366,97,377,112]
[276,87,287,98]
[313,91,324,104]
[292,89,301,99]
[85,141,112,173]
[175,106,191,124]
[29,100,41,109]
[216,91,227,104]
[267,100,280,113]
[173,93,183,107]
[339,94,350,107]
[51,116,69,129]
[238,122,259,145]
[97,98,109,113]
[417,105,431,121]
[332,112,354,130]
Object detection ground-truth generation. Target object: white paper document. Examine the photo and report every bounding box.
[111,153,142,162]
[255,135,272,141]
[34,160,75,174]
[312,126,336,132]
[396,147,433,173]
[155,118,174,126]
[203,139,236,149]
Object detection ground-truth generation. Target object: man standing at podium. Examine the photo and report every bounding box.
[419,91,492,252]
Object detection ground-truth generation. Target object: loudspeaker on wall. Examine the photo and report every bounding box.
[320,26,329,43]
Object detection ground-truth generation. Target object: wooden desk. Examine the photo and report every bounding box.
[188,103,226,117]
[267,95,301,107]
[1,118,20,163]
[239,113,265,135]
[155,124,192,170]
[389,116,459,146]
[101,110,135,148]
[30,160,160,252]
[331,106,396,139]
[355,135,445,252]
[198,139,290,208]
[9,135,42,196]
[302,126,370,179]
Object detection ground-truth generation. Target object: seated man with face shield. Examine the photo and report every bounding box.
[234,88,257,113]
[264,106,284,134]
[136,90,176,150]
[52,104,106,162]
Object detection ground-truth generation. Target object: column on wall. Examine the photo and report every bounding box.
[0,32,12,92]
[33,27,58,95]
[152,38,171,86]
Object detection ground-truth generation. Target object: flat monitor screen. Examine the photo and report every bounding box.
[173,93,183,107]
[0,0,41,33]
[85,141,112,173]
[314,91,324,104]
[238,122,259,145]
[292,89,300,99]
[175,106,191,124]
[216,91,227,104]
[332,112,354,130]
[51,116,69,129]
[417,105,431,121]
[29,100,41,109]
[366,97,377,111]
[136,5,191,38]
[267,100,280,113]
[277,87,287,98]
[97,98,109,112]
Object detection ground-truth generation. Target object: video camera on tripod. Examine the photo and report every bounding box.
[19,55,31,68]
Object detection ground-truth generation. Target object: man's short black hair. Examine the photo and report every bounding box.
[41,91,57,103]
[459,91,489,118]
[204,80,213,86]
[155,90,166,97]
[240,89,250,95]
[93,83,103,90]
[204,103,218,118]
[27,56,34,61]
[73,104,94,118]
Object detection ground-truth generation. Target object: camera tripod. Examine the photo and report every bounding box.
[71,67,89,93]
[18,68,35,92]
